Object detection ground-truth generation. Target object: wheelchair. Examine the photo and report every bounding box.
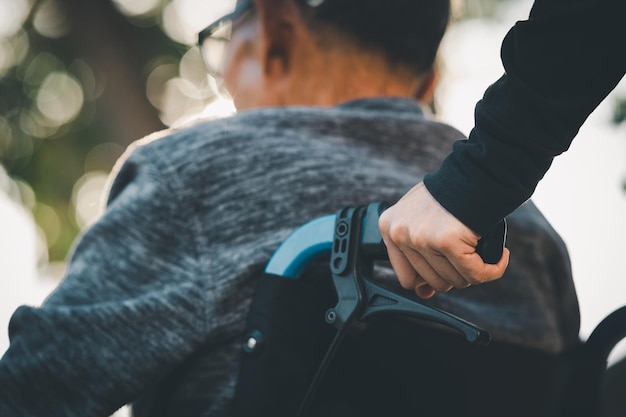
[231,202,626,417]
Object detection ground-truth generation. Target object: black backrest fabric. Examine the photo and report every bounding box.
[310,317,573,417]
[231,267,585,417]
[231,266,337,417]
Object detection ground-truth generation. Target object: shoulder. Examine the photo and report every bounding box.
[104,108,352,214]
[106,103,463,216]
[115,102,464,176]
[109,106,375,198]
[116,107,333,169]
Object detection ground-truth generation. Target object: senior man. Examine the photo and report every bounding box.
[0,0,579,416]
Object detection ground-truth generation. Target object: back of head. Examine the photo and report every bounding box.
[300,0,450,74]
[221,0,451,108]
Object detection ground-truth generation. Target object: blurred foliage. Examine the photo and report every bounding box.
[452,0,509,19]
[0,0,216,264]
[614,97,626,125]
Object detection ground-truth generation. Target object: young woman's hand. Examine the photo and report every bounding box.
[379,182,509,298]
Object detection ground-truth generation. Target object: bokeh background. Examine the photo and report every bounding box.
[0,0,625,414]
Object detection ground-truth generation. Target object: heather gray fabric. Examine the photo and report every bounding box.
[0,98,579,417]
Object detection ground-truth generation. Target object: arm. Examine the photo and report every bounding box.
[380,0,626,296]
[0,145,210,417]
[427,0,626,234]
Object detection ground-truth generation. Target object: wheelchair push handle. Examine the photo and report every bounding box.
[265,202,507,278]
[360,201,507,265]
[327,203,491,346]
[265,202,495,347]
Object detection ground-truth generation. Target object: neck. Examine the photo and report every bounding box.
[285,47,427,107]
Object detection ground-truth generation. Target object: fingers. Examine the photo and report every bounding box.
[378,182,510,296]
[444,246,510,286]
[382,219,470,297]
[383,236,423,289]
[415,284,436,299]
[383,236,449,299]
[404,248,467,290]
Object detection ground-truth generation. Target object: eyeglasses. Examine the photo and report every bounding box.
[197,0,326,80]
[197,0,254,80]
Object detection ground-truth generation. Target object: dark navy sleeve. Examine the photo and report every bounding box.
[424,0,626,236]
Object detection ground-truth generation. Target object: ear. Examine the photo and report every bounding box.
[254,0,302,78]
[414,68,438,105]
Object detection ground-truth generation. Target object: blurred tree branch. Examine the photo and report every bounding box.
[1,0,183,263]
[62,0,166,145]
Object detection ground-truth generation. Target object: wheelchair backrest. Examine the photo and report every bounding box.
[230,202,625,417]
